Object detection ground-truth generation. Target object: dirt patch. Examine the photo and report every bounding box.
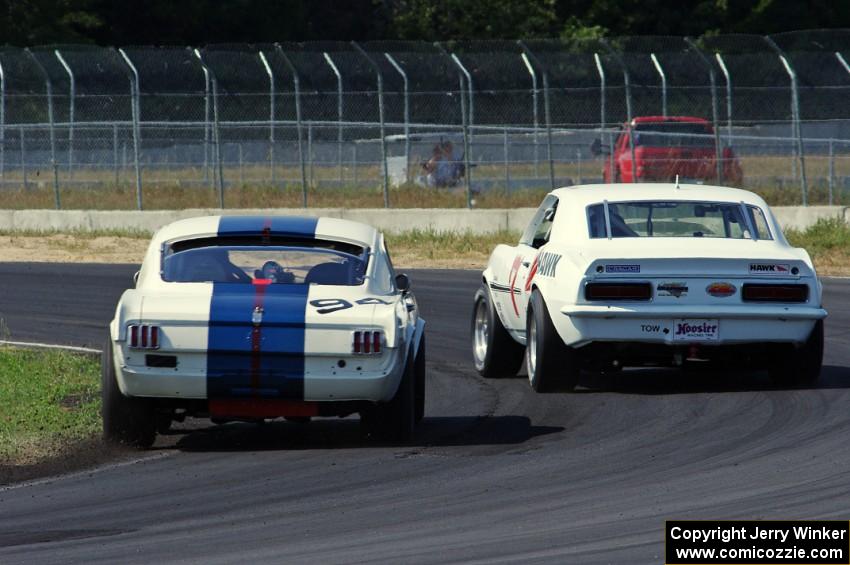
[0,234,491,269]
[0,234,149,264]
[0,438,133,486]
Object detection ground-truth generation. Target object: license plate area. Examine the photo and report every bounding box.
[672,319,719,341]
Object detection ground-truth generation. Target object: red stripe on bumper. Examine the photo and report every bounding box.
[209,399,320,419]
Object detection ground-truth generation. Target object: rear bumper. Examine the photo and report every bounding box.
[561,305,827,320]
[556,305,826,347]
[114,346,407,403]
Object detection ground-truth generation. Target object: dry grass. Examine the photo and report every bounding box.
[2,152,847,209]
[0,183,551,210]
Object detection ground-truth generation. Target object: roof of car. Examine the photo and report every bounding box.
[630,115,710,125]
[549,183,770,208]
[152,215,379,247]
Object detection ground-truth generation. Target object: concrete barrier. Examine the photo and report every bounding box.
[0,205,845,234]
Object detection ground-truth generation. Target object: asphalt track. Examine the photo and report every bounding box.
[2,263,850,564]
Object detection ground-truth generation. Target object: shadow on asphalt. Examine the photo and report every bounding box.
[571,364,850,395]
[163,415,563,453]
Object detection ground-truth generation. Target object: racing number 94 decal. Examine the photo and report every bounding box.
[310,297,392,314]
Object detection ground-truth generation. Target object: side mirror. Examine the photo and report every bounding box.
[133,271,140,285]
[395,273,411,292]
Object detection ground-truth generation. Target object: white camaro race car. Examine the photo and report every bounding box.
[473,183,826,391]
[104,215,425,447]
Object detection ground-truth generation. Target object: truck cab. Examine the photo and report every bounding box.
[593,116,743,186]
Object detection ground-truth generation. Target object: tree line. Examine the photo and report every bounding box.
[1,0,848,46]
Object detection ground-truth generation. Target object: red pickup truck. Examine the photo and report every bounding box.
[593,116,743,185]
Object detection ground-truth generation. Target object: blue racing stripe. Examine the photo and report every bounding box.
[206,216,318,400]
[217,216,319,238]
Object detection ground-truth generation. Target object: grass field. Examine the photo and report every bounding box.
[0,152,847,209]
[0,347,100,466]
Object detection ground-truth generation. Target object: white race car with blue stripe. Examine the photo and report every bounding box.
[103,215,425,447]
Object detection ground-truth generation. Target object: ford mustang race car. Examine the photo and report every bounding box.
[103,216,425,447]
[473,183,826,391]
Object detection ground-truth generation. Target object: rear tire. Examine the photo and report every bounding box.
[526,291,579,392]
[472,283,525,378]
[414,334,426,423]
[362,349,416,442]
[102,335,156,448]
[769,320,824,387]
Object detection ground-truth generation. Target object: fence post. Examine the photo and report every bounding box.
[258,50,276,186]
[275,45,308,207]
[0,59,5,183]
[19,127,26,191]
[307,122,314,187]
[594,52,612,181]
[518,41,555,190]
[766,37,808,205]
[54,50,74,180]
[829,139,835,205]
[686,38,724,184]
[25,49,59,208]
[520,52,540,177]
[192,47,212,188]
[649,53,667,117]
[351,41,390,208]
[448,52,474,207]
[194,49,225,208]
[323,52,344,185]
[384,53,410,183]
[714,53,734,148]
[113,123,119,187]
[118,48,144,210]
[601,40,638,183]
[503,127,510,191]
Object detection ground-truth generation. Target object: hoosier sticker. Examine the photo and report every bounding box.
[750,263,790,275]
[672,319,719,341]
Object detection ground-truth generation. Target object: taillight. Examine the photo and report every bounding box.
[585,282,652,301]
[742,284,808,303]
[352,330,383,355]
[128,324,161,349]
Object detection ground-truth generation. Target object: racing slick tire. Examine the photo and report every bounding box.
[414,334,426,423]
[526,290,579,393]
[362,349,417,443]
[472,283,525,378]
[769,320,824,388]
[102,336,156,448]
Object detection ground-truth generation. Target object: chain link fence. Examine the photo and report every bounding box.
[1,31,850,209]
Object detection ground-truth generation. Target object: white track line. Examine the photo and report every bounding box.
[0,451,175,492]
[0,339,101,354]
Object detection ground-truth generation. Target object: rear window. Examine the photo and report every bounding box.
[632,122,713,148]
[587,201,773,240]
[161,237,368,285]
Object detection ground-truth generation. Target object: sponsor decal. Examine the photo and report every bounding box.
[605,264,640,273]
[749,263,790,275]
[706,282,736,298]
[524,251,563,291]
[657,282,688,298]
[672,319,719,341]
[536,252,562,278]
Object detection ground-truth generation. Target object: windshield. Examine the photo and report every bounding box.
[587,201,773,240]
[632,122,714,148]
[162,245,368,285]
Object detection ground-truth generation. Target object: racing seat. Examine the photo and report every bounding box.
[304,261,350,285]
